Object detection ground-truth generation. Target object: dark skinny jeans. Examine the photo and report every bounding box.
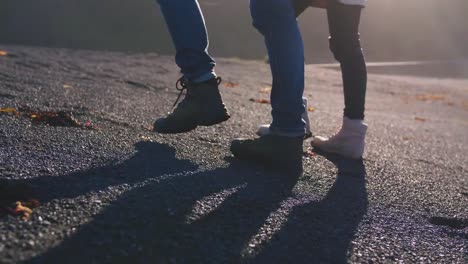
[296,0,367,120]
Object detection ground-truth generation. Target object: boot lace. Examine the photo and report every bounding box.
[171,76,222,110]
[172,77,189,109]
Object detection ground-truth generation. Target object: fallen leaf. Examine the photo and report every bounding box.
[14,202,33,220]
[26,110,82,127]
[416,94,445,102]
[249,98,270,104]
[224,81,238,88]
[0,50,7,56]
[63,84,72,89]
[1,202,36,220]
[2,107,97,129]
[0,180,40,220]
[0,107,19,115]
[307,107,316,112]
[415,117,427,122]
[259,87,271,94]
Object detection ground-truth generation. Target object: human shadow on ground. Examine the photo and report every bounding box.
[252,150,369,263]
[1,142,198,205]
[23,142,367,264]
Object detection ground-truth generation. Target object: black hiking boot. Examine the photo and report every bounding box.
[154,77,230,133]
[230,135,304,171]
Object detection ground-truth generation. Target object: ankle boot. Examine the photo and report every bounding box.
[154,77,230,134]
[311,116,367,159]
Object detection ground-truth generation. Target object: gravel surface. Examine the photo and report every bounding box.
[0,45,467,263]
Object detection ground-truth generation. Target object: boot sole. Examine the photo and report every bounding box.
[312,145,363,160]
[230,139,303,171]
[199,113,230,126]
[154,113,230,134]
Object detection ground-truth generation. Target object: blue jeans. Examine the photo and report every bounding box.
[156,0,216,83]
[251,0,306,136]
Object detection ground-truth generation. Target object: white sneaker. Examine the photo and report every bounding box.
[257,97,312,138]
[311,117,368,159]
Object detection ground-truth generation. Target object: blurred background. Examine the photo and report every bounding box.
[1,0,468,65]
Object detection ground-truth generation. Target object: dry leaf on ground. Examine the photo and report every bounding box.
[416,94,446,102]
[415,117,427,122]
[13,202,33,220]
[307,107,316,112]
[0,180,40,221]
[249,98,270,104]
[224,82,239,88]
[25,110,83,127]
[0,108,19,115]
[2,200,40,220]
[1,107,96,129]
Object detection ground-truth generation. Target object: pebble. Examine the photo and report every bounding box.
[27,240,35,247]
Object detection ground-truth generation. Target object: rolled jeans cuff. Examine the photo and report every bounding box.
[269,125,305,138]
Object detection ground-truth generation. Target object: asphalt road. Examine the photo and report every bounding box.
[0,45,467,263]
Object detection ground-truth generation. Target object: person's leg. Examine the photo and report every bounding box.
[327,0,367,120]
[157,0,215,82]
[254,0,315,139]
[311,0,368,159]
[252,0,306,137]
[230,0,305,169]
[154,0,230,134]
